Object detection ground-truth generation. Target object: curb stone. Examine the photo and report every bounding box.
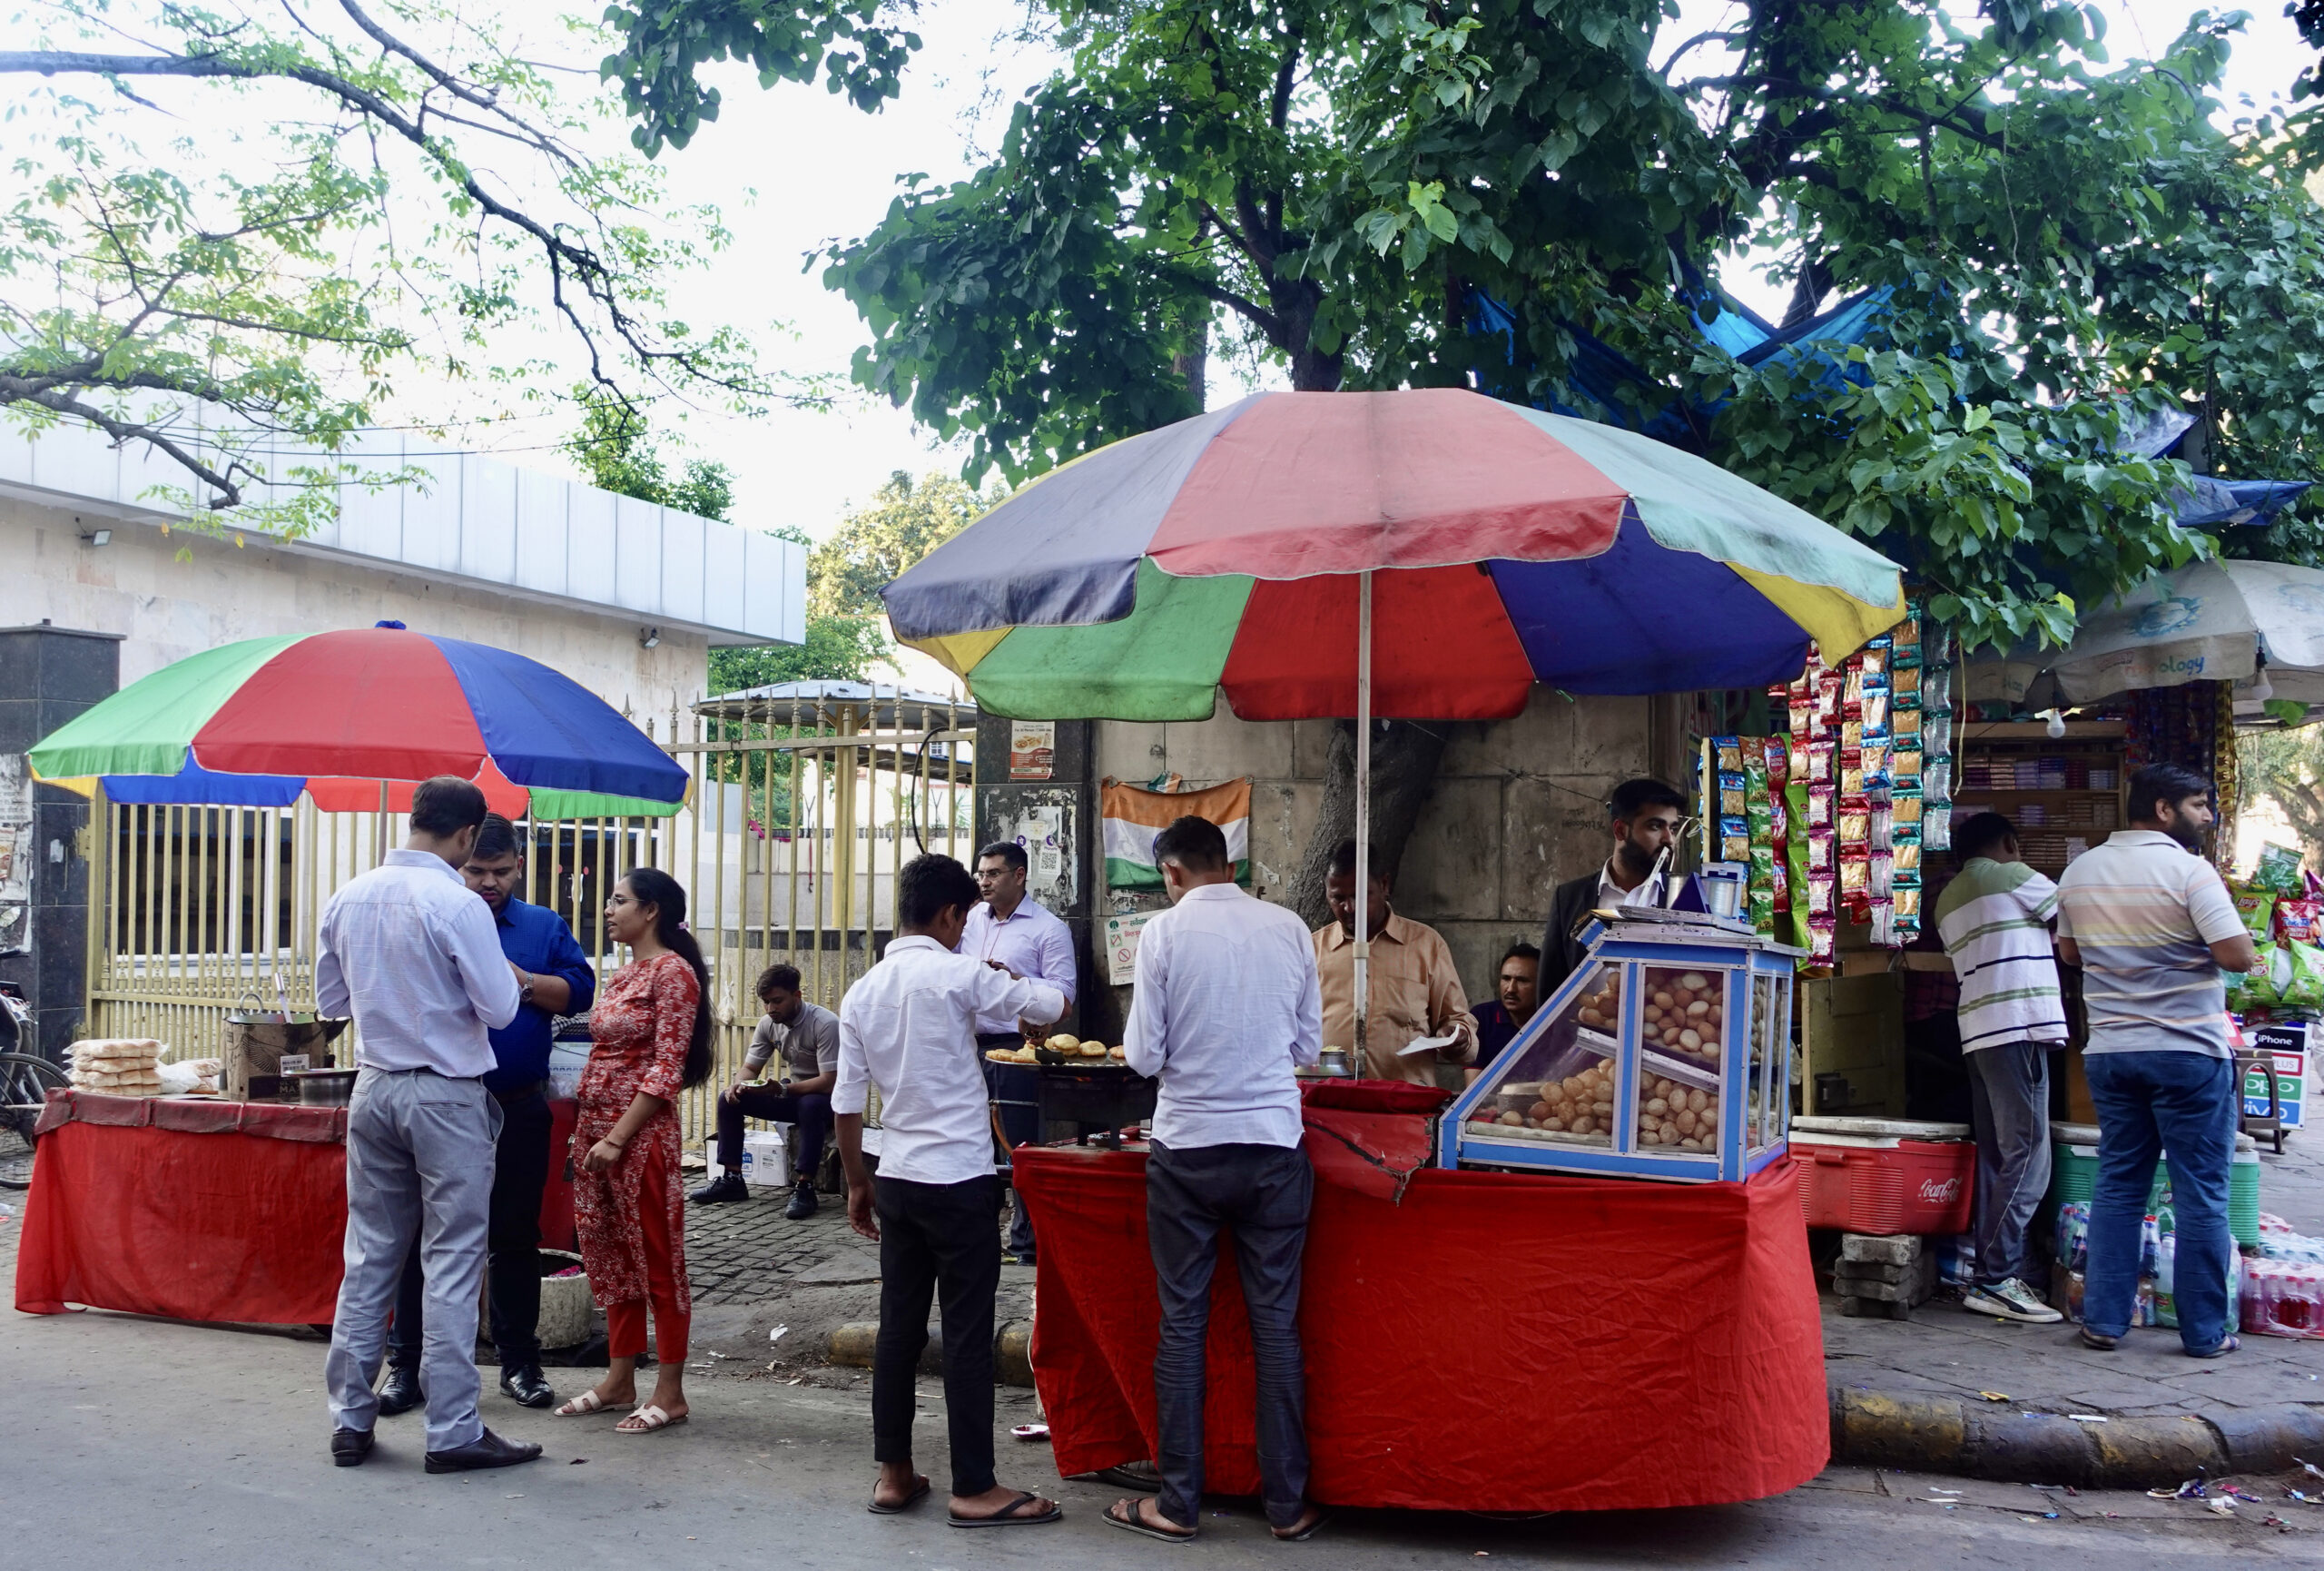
[827,1319,1037,1388]
[1830,1388,2324,1487]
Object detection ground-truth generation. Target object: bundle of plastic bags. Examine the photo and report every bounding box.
[65,1039,165,1097]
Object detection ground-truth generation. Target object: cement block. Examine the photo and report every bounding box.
[1841,1234,1926,1265]
[1245,779,1317,908]
[1159,707,1295,783]
[1400,776,1505,922]
[1498,774,1620,924]
[1095,721,1169,783]
[1439,686,1573,776]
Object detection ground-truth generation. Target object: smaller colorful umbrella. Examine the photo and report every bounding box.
[30,624,687,817]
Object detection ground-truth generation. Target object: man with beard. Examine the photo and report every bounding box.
[1539,780,1689,998]
[2055,764,2257,1359]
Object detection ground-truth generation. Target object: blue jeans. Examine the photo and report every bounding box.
[2084,1052,2237,1350]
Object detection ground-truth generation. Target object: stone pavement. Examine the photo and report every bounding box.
[1823,1136,2324,1423]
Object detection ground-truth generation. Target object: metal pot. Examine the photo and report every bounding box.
[290,1068,359,1107]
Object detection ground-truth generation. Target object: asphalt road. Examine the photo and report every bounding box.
[12,1299,2324,1571]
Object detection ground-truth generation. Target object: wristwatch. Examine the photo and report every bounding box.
[517,970,536,1006]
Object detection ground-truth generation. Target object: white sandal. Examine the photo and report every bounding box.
[554,1389,619,1417]
[615,1403,688,1434]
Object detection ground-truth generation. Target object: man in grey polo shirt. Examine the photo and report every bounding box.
[318,776,537,1473]
[2054,762,2259,1359]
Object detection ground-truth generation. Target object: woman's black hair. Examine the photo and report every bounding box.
[622,865,714,1090]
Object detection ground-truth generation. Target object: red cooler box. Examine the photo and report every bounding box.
[1790,1116,1974,1235]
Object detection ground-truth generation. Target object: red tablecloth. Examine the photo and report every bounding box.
[15,1090,580,1324]
[1014,1102,1828,1513]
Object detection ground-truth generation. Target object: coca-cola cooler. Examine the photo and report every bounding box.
[1789,1116,1975,1235]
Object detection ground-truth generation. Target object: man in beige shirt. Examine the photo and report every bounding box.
[1312,839,1477,1084]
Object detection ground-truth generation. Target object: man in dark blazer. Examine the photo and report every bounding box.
[1539,779,1689,999]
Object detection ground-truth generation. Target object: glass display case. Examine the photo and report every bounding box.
[1436,909,1800,1183]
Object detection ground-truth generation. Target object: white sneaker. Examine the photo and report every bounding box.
[1965,1278,2063,1324]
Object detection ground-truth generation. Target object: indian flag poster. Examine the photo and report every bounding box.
[1100,777,1252,890]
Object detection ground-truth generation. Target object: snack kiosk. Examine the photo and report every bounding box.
[1440,906,1800,1182]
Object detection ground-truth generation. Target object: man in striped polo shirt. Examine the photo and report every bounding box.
[1935,813,2067,1324]
[2054,763,2259,1358]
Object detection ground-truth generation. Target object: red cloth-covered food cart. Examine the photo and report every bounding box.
[15,1091,578,1324]
[1013,1082,1828,1514]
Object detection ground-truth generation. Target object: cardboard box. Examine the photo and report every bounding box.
[703,1128,789,1186]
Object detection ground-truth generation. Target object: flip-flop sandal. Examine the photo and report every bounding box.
[1272,1510,1330,1542]
[615,1403,689,1434]
[554,1389,619,1417]
[868,1476,931,1515]
[1105,1497,1196,1544]
[2189,1334,2240,1359]
[950,1492,1064,1529]
[2077,1327,2120,1351]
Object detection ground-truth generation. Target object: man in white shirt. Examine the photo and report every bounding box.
[1108,816,1327,1545]
[961,840,1078,1263]
[835,854,1066,1528]
[317,776,535,1475]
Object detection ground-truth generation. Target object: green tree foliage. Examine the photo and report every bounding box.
[785,1,2324,653]
[567,385,739,525]
[805,469,989,618]
[2239,727,2324,870]
[0,0,783,531]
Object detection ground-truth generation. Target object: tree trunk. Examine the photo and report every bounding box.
[1289,718,1450,928]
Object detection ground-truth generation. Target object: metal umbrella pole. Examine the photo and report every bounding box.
[1353,570,1372,1072]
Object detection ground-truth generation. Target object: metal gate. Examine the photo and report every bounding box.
[84,682,976,1137]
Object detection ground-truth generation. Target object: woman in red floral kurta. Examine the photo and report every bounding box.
[556,867,713,1433]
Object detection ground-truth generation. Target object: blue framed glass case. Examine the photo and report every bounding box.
[1436,910,1800,1183]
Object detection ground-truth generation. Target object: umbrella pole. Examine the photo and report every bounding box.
[1354,570,1372,1074]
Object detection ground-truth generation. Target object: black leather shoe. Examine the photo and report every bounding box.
[784,1179,819,1220]
[331,1428,375,1467]
[377,1367,423,1416]
[689,1172,748,1204]
[499,1365,556,1408]
[424,1428,544,1475]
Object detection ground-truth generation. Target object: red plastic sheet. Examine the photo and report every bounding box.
[1016,1135,1828,1513]
[15,1119,348,1324]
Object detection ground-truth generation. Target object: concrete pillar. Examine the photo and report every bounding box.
[0,622,123,1061]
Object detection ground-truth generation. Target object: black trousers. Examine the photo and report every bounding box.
[389,1087,552,1370]
[872,1174,1002,1497]
[1147,1140,1314,1531]
[716,1085,832,1181]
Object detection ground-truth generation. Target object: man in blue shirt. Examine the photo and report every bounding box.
[380,815,596,1414]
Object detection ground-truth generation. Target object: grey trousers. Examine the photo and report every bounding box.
[326,1067,502,1452]
[1966,1043,2053,1288]
[1147,1140,1314,1532]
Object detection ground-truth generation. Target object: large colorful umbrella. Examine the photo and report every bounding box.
[884,388,1905,1058]
[29,624,688,818]
[887,388,1906,721]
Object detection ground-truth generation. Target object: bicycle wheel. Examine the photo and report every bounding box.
[0,1052,67,1190]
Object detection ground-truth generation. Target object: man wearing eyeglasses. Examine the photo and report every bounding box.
[1538,779,1689,998]
[963,840,1078,1266]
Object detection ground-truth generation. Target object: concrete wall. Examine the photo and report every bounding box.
[1093,689,1687,1009]
[0,495,711,717]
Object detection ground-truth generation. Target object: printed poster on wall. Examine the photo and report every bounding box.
[1105,910,1155,985]
[1009,721,1056,781]
[0,754,30,956]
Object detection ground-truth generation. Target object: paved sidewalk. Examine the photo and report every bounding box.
[1824,1137,2324,1422]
